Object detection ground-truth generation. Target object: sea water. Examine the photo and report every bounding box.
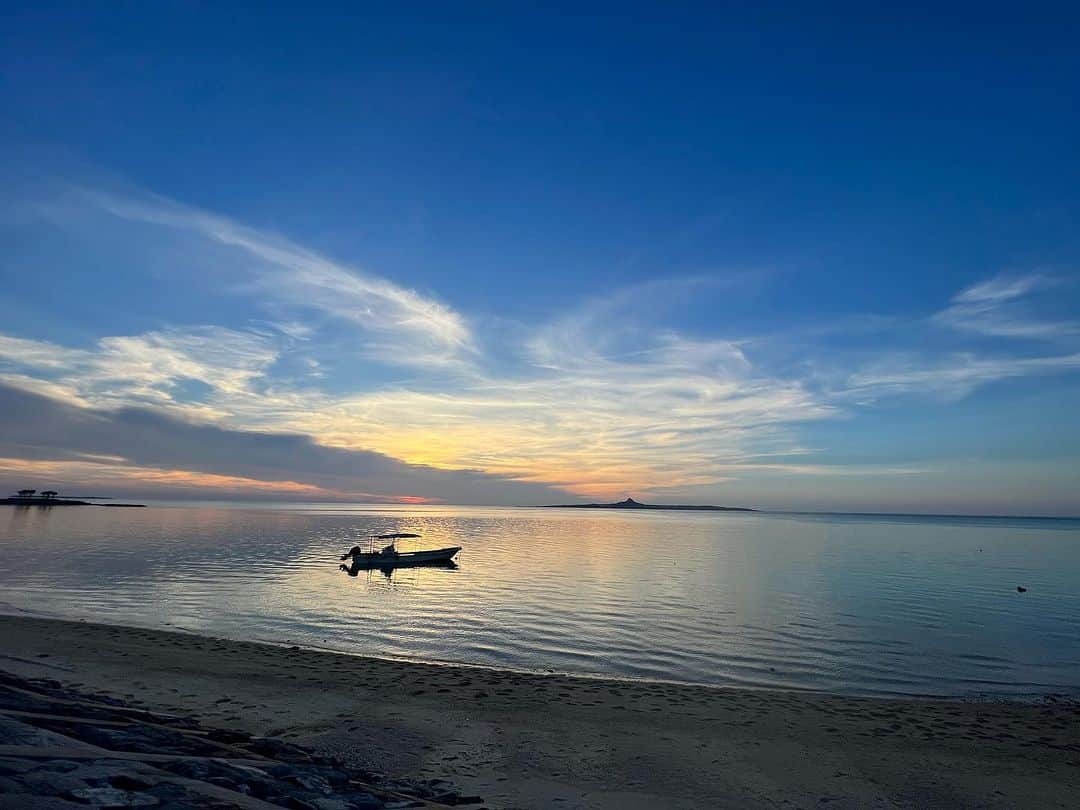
[1,502,1077,698]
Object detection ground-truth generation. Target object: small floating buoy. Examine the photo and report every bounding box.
[1017,586,1027,593]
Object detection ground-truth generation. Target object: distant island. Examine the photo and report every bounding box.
[1,489,145,507]
[543,496,754,512]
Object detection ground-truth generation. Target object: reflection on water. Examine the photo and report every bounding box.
[1,501,1079,698]
[340,558,458,579]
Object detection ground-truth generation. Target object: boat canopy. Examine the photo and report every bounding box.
[374,532,421,539]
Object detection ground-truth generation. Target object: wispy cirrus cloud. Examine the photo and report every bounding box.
[842,351,1080,400]
[934,272,1078,339]
[0,326,281,418]
[830,272,1080,402]
[299,280,836,497]
[289,357,834,498]
[32,182,475,370]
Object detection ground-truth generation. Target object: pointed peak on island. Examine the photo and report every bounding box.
[542,496,753,512]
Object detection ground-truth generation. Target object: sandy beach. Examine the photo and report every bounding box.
[0,615,1077,809]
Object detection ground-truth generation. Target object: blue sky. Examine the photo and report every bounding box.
[1,4,1079,513]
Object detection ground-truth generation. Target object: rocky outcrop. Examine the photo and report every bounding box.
[0,670,482,808]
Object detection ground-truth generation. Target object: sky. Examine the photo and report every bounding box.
[1,4,1079,514]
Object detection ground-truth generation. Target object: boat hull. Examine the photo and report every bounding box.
[345,546,461,568]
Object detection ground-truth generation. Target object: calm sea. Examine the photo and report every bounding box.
[1,502,1077,699]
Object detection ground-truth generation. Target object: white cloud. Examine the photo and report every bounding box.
[0,335,76,370]
[843,352,1080,400]
[0,326,280,417]
[0,287,839,499]
[935,272,1077,339]
[64,185,475,369]
[280,281,837,496]
[953,274,1051,304]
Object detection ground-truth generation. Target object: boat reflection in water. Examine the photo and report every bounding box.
[338,532,461,579]
[339,557,459,580]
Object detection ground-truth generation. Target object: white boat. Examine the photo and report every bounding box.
[339,532,461,569]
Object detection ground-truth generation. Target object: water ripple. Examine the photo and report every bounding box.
[2,502,1079,698]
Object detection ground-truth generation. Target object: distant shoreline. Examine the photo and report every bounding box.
[539,502,1077,521]
[542,496,755,512]
[2,496,1073,520]
[769,509,1080,522]
[1,496,92,506]
[0,497,146,507]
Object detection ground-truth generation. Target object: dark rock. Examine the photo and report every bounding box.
[0,758,38,776]
[325,769,349,786]
[433,793,483,806]
[38,760,83,774]
[22,770,89,796]
[89,725,206,756]
[206,775,249,794]
[159,760,209,781]
[108,774,154,792]
[287,772,333,794]
[145,783,194,803]
[205,728,250,744]
[71,764,148,786]
[0,716,80,747]
[0,798,85,809]
[309,799,351,810]
[218,762,270,781]
[0,670,464,810]
[268,763,301,779]
[249,737,313,761]
[67,786,160,807]
[245,778,280,800]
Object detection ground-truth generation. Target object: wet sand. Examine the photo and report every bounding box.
[0,615,1077,809]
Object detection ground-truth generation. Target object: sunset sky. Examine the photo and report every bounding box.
[2,5,1079,513]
